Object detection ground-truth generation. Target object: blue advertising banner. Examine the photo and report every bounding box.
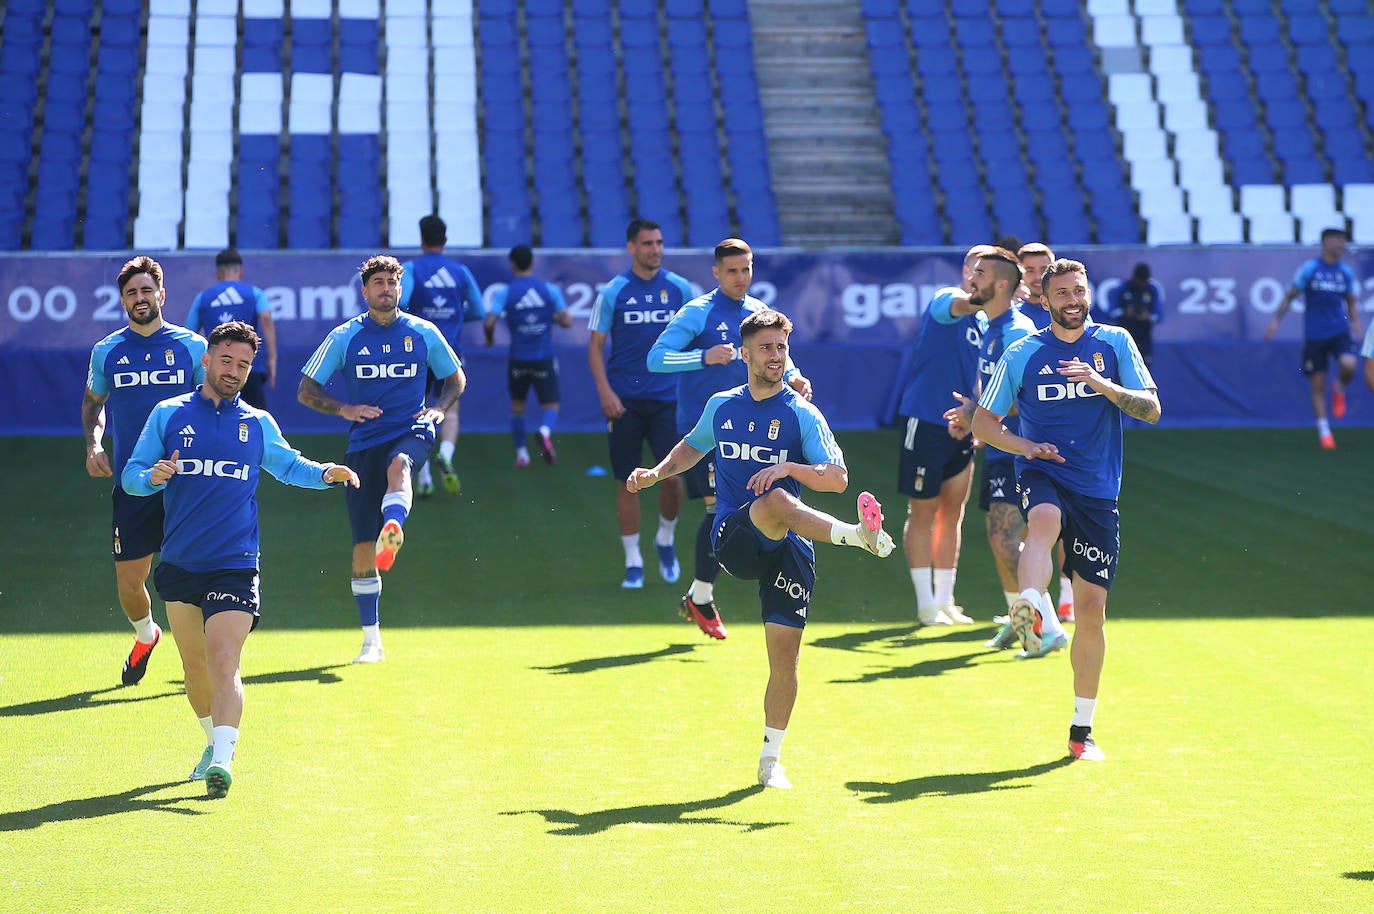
[3,246,1373,434]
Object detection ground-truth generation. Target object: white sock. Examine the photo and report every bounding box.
[363,623,381,643]
[516,446,530,461]
[689,580,714,603]
[1073,696,1097,728]
[621,533,643,568]
[1318,418,1332,436]
[933,568,956,606]
[439,440,455,462]
[655,515,678,547]
[1058,575,1073,607]
[131,612,158,642]
[416,462,433,485]
[829,521,866,548]
[198,715,214,745]
[910,567,935,611]
[761,726,786,760]
[211,725,238,766]
[539,425,551,438]
[1003,590,1019,609]
[1038,591,1067,638]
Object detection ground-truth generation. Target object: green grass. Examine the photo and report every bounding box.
[2,429,1372,913]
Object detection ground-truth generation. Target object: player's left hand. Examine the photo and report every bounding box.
[323,463,360,487]
[626,467,657,493]
[414,407,446,425]
[746,463,791,494]
[788,375,813,401]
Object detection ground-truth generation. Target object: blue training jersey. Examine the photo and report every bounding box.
[1291,258,1358,341]
[589,268,695,401]
[488,276,569,361]
[897,288,986,424]
[978,306,1039,437]
[122,389,334,572]
[685,384,845,523]
[979,324,1155,500]
[1017,299,1053,331]
[399,252,485,350]
[301,312,461,452]
[186,280,271,338]
[647,288,798,433]
[87,323,207,479]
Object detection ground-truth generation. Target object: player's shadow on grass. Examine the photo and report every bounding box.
[0,665,347,719]
[830,649,986,684]
[811,624,998,656]
[532,643,701,675]
[1343,871,1374,881]
[503,785,785,835]
[0,781,205,831]
[847,758,1073,804]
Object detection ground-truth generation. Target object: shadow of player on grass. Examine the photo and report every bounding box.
[503,785,786,835]
[829,649,988,684]
[0,664,348,719]
[0,781,206,831]
[811,624,998,656]
[531,643,701,675]
[847,758,1073,804]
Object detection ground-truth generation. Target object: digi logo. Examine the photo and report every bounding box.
[622,309,675,324]
[717,442,789,464]
[1035,381,1103,401]
[176,459,251,480]
[356,363,420,379]
[113,369,186,388]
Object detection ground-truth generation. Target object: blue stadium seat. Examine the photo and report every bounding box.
[1184,0,1224,12]
[50,16,92,46]
[1014,77,1055,108]
[621,17,659,47]
[862,0,901,15]
[1196,44,1241,74]
[98,43,140,76]
[1336,16,1374,46]
[1331,157,1374,185]
[480,17,518,46]
[948,206,995,247]
[1307,73,1350,100]
[1043,14,1088,46]
[1254,71,1299,101]
[666,0,704,17]
[915,46,957,76]
[668,19,707,48]
[1287,14,1330,46]
[924,80,966,106]
[479,0,517,15]
[955,18,995,46]
[1271,129,1317,160]
[905,0,944,16]
[572,0,611,14]
[1280,158,1327,185]
[1,43,42,77]
[1189,16,1230,46]
[1038,0,1080,16]
[909,16,953,48]
[1231,0,1273,14]
[962,54,1005,79]
[714,25,754,48]
[866,21,903,49]
[870,46,911,78]
[1245,42,1290,73]
[1330,0,1369,12]
[1007,48,1049,78]
[244,18,283,48]
[1206,71,1249,102]
[574,16,613,47]
[1214,101,1262,131]
[1221,127,1267,160]
[1095,210,1141,245]
[1264,99,1307,131]
[1051,46,1095,75]
[1294,44,1339,76]
[1001,18,1042,48]
[994,0,1036,14]
[1237,16,1282,46]
[1066,102,1110,132]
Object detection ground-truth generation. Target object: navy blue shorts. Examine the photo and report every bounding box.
[1018,468,1120,591]
[683,453,716,501]
[508,358,560,404]
[897,416,974,500]
[977,454,1019,512]
[112,484,164,561]
[1301,332,1356,376]
[345,424,436,544]
[712,505,817,629]
[608,397,678,481]
[153,561,261,627]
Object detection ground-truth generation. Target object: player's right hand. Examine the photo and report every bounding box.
[151,449,181,486]
[704,343,735,366]
[600,390,625,419]
[625,468,657,493]
[341,403,383,422]
[1024,441,1064,463]
[86,448,112,478]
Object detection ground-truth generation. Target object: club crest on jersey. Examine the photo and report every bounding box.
[238,423,250,443]
[660,289,668,304]
[768,419,780,441]
[404,336,414,352]
[1093,352,1105,372]
[164,349,175,366]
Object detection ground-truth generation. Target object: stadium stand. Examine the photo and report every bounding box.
[0,1,1372,249]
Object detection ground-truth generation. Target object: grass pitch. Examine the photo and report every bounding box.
[1,428,1372,913]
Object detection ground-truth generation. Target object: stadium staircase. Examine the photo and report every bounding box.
[748,0,899,246]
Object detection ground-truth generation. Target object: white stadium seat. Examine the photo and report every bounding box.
[1196,211,1245,244]
[1248,212,1297,243]
[1239,184,1287,217]
[1146,212,1195,244]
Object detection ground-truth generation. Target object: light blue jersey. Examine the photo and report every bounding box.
[186,280,271,337]
[122,390,333,572]
[685,384,844,523]
[978,306,1039,436]
[399,252,484,352]
[648,288,798,433]
[1291,258,1358,341]
[301,312,460,452]
[590,268,695,401]
[979,324,1155,500]
[87,324,207,479]
[1016,299,1053,332]
[897,288,986,424]
[488,276,569,361]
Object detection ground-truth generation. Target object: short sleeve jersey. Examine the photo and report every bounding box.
[399,253,485,348]
[488,276,569,361]
[589,268,695,401]
[897,288,986,424]
[301,312,461,451]
[186,281,271,337]
[87,323,207,478]
[685,384,845,523]
[979,324,1155,500]
[1291,258,1358,341]
[978,306,1039,436]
